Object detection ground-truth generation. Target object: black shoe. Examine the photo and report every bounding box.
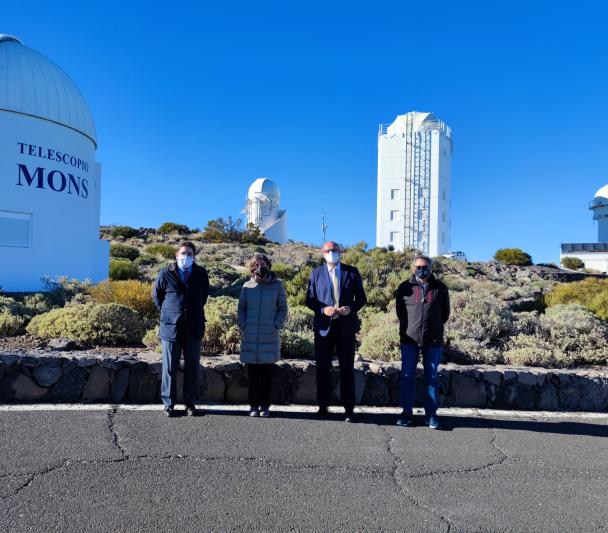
[316,406,328,418]
[185,405,197,417]
[163,406,175,417]
[396,411,414,427]
[344,411,356,423]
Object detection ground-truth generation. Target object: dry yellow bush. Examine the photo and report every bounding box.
[89,280,158,320]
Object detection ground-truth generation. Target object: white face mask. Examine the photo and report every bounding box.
[324,251,340,265]
[177,254,193,270]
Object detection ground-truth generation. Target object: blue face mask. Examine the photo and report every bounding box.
[415,266,431,280]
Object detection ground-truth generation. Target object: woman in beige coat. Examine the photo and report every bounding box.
[238,253,288,417]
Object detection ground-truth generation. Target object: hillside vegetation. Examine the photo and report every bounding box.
[1,223,607,368]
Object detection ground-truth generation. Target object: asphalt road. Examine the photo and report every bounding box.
[0,406,607,532]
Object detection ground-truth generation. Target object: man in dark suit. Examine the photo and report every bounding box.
[306,241,367,422]
[152,241,209,417]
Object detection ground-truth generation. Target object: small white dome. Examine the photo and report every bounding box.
[594,184,608,199]
[248,178,280,200]
[0,34,97,145]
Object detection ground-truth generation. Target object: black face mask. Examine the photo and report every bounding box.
[255,266,269,278]
[415,266,431,279]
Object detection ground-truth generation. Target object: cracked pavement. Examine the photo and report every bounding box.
[0,408,607,532]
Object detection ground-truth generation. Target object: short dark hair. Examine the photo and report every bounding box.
[412,255,432,269]
[177,241,196,255]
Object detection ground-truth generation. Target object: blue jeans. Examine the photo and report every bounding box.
[161,339,202,407]
[400,343,442,416]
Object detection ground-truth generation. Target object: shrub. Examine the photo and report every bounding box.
[109,259,139,281]
[26,303,145,346]
[142,325,161,352]
[494,248,533,266]
[0,311,25,336]
[207,264,246,297]
[285,305,314,332]
[359,314,400,361]
[111,225,139,239]
[22,293,57,316]
[203,296,241,355]
[280,330,314,358]
[158,222,191,235]
[284,266,314,306]
[133,254,158,267]
[545,278,608,320]
[272,263,297,281]
[561,256,584,270]
[0,295,28,316]
[504,304,608,367]
[110,243,140,261]
[145,244,176,259]
[89,280,158,321]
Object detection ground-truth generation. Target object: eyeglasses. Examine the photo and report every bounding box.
[323,249,339,253]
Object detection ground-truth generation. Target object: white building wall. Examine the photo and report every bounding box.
[376,112,452,256]
[560,252,608,274]
[0,111,108,291]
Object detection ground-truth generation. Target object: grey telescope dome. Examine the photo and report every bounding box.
[0,34,97,145]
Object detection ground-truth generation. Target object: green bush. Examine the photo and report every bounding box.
[560,256,584,270]
[284,266,313,306]
[0,311,26,336]
[505,305,608,367]
[494,248,533,266]
[26,303,145,346]
[133,254,158,267]
[285,305,314,332]
[545,278,608,320]
[158,222,191,235]
[110,243,140,261]
[280,330,314,358]
[111,225,139,239]
[145,244,176,260]
[142,325,161,352]
[203,296,241,355]
[109,259,139,281]
[358,313,400,361]
[272,263,297,281]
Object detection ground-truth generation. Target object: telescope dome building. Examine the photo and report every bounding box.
[0,34,108,291]
[245,178,288,243]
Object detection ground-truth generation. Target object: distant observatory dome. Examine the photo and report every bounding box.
[245,177,288,243]
[0,34,96,145]
[248,177,281,202]
[0,34,108,291]
[594,184,608,199]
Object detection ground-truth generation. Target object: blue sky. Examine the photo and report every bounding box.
[4,1,608,262]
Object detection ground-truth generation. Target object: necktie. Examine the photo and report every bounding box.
[331,269,340,306]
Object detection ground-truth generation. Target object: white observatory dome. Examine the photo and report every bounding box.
[248,177,280,201]
[594,184,608,199]
[0,34,96,146]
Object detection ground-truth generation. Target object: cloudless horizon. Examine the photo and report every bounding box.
[4,1,608,262]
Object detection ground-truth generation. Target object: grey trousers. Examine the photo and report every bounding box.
[161,338,202,408]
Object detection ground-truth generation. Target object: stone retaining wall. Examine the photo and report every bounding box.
[1,353,607,411]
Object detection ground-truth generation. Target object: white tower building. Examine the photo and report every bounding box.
[245,178,288,243]
[0,35,108,291]
[590,184,608,242]
[376,111,453,257]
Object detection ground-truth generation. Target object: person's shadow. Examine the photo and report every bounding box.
[203,407,607,437]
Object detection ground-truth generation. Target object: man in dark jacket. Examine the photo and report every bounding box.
[394,255,450,429]
[152,241,209,417]
[306,241,367,422]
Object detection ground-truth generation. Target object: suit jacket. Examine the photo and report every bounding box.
[152,262,209,341]
[305,263,367,336]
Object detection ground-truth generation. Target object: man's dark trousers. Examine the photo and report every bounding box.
[161,338,201,408]
[315,319,355,414]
